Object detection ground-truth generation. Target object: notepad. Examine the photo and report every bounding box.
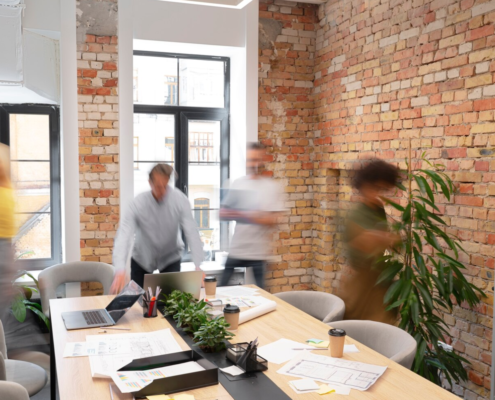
[146,395,170,400]
[292,379,320,391]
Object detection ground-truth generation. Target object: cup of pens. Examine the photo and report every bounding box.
[142,286,161,318]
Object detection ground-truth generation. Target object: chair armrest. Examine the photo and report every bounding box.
[0,354,6,381]
[0,381,30,400]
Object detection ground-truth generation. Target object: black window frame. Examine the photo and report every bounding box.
[133,51,230,254]
[0,104,62,269]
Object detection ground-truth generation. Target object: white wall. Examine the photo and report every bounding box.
[23,0,61,33]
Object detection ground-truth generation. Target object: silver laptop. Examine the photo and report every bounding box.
[61,280,144,330]
[143,270,203,300]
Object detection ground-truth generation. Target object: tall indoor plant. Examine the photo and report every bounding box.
[379,145,485,386]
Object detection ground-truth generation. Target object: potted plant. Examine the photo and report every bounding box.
[381,149,485,385]
[174,300,209,334]
[161,290,194,317]
[193,316,234,352]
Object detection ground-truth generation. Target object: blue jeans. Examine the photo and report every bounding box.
[220,257,265,289]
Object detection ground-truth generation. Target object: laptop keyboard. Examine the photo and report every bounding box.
[82,310,107,325]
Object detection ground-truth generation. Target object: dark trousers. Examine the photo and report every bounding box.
[130,258,181,289]
[220,257,265,289]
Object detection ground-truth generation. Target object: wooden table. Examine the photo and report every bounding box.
[50,286,459,400]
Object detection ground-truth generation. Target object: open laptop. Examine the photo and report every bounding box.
[61,280,144,330]
[143,270,203,300]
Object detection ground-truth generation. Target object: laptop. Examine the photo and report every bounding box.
[143,270,203,300]
[61,280,145,330]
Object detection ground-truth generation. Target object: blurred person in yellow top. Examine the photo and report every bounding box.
[0,157,16,239]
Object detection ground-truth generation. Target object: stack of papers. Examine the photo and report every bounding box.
[63,340,131,358]
[216,286,259,297]
[87,329,182,378]
[111,361,204,393]
[257,339,324,364]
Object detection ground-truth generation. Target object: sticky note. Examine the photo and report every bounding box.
[318,384,336,395]
[147,396,171,400]
[313,341,330,348]
[173,395,195,400]
[307,338,324,344]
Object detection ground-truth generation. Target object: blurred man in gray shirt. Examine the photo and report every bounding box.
[111,164,203,293]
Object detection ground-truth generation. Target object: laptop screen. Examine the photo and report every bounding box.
[105,280,144,323]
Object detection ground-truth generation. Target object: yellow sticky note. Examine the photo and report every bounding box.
[313,341,330,348]
[147,395,171,400]
[318,384,336,395]
[173,395,195,400]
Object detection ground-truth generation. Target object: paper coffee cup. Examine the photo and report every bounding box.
[328,328,346,358]
[204,276,217,297]
[223,304,240,330]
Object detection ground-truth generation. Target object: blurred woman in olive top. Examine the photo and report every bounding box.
[340,160,400,325]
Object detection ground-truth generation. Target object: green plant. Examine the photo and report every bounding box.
[174,300,209,334]
[193,316,234,352]
[381,150,485,386]
[11,270,50,332]
[160,290,194,316]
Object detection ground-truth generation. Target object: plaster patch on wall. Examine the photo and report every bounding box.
[259,18,283,50]
[76,0,118,43]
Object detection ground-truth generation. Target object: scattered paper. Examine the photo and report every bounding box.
[257,339,319,364]
[88,329,182,378]
[277,352,387,391]
[318,384,336,395]
[216,286,259,297]
[63,341,131,358]
[147,396,170,400]
[206,296,267,308]
[158,361,205,377]
[292,379,320,391]
[344,344,359,353]
[220,365,245,376]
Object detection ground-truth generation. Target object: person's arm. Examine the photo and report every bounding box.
[180,196,204,270]
[347,221,399,255]
[110,201,139,293]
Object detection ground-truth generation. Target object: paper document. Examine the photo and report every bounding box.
[63,341,131,358]
[344,344,359,353]
[277,352,387,391]
[220,365,246,376]
[206,296,267,308]
[216,286,259,297]
[257,339,318,364]
[291,378,320,391]
[111,361,204,393]
[87,329,182,378]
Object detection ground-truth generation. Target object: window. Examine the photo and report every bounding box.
[133,52,230,255]
[0,105,62,269]
[133,137,139,170]
[194,198,210,229]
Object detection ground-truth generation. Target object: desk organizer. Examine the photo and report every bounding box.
[118,350,218,399]
[226,343,268,373]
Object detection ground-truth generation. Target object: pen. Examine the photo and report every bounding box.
[104,327,131,331]
[109,383,114,400]
[148,296,156,317]
[292,348,328,350]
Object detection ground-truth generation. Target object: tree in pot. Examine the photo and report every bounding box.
[380,151,485,386]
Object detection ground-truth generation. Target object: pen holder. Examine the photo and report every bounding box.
[143,300,157,318]
[226,343,268,373]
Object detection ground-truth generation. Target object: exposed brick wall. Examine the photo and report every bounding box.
[77,34,119,296]
[311,0,495,397]
[258,0,319,293]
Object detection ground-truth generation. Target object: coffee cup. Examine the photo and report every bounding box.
[328,328,346,358]
[223,304,240,331]
[204,276,217,297]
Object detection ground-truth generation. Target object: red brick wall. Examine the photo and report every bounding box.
[77,34,119,295]
[259,0,319,293]
[312,0,495,397]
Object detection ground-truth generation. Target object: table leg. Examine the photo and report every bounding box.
[50,321,57,400]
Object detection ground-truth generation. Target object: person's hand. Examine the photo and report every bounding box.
[110,270,127,294]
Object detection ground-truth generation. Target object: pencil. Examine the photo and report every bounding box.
[104,327,131,331]
[109,383,114,400]
[292,348,328,350]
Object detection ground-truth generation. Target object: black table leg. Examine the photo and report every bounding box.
[50,320,57,400]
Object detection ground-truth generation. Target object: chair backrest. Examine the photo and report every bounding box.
[0,381,30,400]
[38,261,115,317]
[274,291,346,323]
[329,320,417,369]
[0,320,6,360]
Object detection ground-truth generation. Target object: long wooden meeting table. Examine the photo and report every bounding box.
[50,285,459,400]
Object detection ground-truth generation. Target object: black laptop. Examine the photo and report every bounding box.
[61,280,144,330]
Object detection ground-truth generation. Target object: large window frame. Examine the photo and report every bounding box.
[0,104,62,269]
[133,51,230,253]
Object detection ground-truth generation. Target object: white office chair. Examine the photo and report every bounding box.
[0,381,30,400]
[38,261,114,317]
[329,320,417,369]
[274,291,346,323]
[0,320,47,397]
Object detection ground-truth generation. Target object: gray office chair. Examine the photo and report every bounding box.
[274,291,346,323]
[38,261,115,316]
[0,381,30,400]
[0,320,47,397]
[329,320,417,369]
